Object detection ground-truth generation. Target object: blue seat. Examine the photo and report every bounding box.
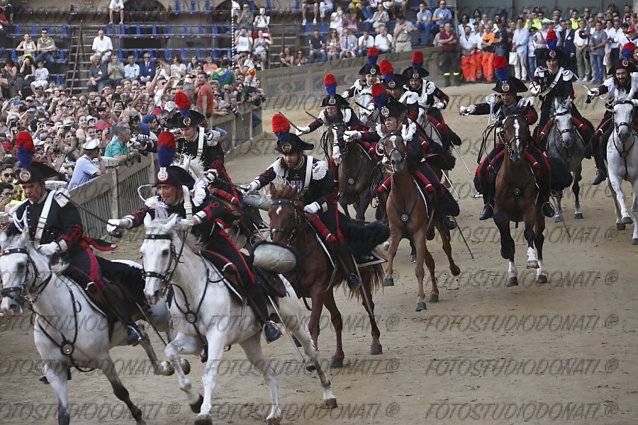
[61,25,68,38]
[11,50,17,61]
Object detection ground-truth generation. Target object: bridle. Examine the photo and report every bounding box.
[613,98,634,133]
[381,131,405,173]
[142,231,187,294]
[269,199,302,246]
[503,113,529,160]
[0,247,51,306]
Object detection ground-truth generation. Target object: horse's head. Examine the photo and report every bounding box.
[140,213,189,305]
[553,97,573,145]
[0,228,39,316]
[379,132,406,173]
[268,181,304,246]
[613,97,635,143]
[324,123,347,166]
[501,106,530,163]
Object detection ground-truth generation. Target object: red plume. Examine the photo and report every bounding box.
[323,73,337,86]
[379,59,393,76]
[623,42,635,53]
[494,55,507,68]
[174,92,191,109]
[367,46,378,57]
[546,29,557,40]
[271,113,290,133]
[15,131,34,150]
[371,83,386,98]
[157,131,176,149]
[411,51,424,64]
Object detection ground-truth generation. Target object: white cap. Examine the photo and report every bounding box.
[82,138,100,150]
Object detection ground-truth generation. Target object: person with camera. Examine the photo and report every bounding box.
[69,138,105,189]
[104,122,139,166]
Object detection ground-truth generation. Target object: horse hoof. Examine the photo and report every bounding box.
[158,361,174,376]
[194,414,212,425]
[506,277,518,287]
[527,260,539,269]
[325,398,338,409]
[180,358,191,375]
[305,361,316,372]
[415,301,426,311]
[267,417,282,425]
[622,216,633,224]
[450,265,461,276]
[383,277,394,287]
[409,253,416,263]
[330,357,344,369]
[574,212,583,219]
[537,274,548,284]
[617,223,626,231]
[633,238,638,245]
[190,394,204,414]
[370,344,383,355]
[429,293,439,303]
[554,215,562,223]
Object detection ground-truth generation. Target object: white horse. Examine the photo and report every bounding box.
[547,96,585,222]
[0,228,170,425]
[140,214,337,425]
[606,96,638,244]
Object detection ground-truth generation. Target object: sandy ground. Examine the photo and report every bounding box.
[1,83,637,425]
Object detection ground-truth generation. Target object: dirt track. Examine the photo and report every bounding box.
[1,84,637,425]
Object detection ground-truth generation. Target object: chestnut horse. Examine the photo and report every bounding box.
[494,107,548,286]
[268,182,383,368]
[378,132,460,312]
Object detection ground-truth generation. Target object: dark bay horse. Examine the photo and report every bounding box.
[321,123,377,220]
[379,131,460,311]
[268,182,384,368]
[494,107,548,286]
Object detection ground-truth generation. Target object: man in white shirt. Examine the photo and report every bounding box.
[109,0,124,24]
[512,17,529,80]
[123,54,139,80]
[357,30,375,56]
[393,15,417,52]
[374,26,393,53]
[606,18,621,69]
[68,139,105,189]
[459,25,477,82]
[92,29,113,63]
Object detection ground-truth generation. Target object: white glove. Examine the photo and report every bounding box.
[588,87,600,97]
[459,105,476,115]
[295,126,310,135]
[632,99,638,107]
[178,218,195,231]
[303,202,321,215]
[433,101,446,109]
[375,142,384,157]
[530,82,540,96]
[341,90,350,99]
[203,169,218,185]
[244,181,260,194]
[344,130,362,141]
[37,241,60,257]
[332,145,341,163]
[107,218,131,235]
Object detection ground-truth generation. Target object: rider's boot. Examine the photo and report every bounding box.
[592,149,607,185]
[479,182,494,220]
[336,242,361,290]
[244,282,282,343]
[101,284,143,346]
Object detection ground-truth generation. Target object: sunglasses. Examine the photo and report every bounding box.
[2,173,14,179]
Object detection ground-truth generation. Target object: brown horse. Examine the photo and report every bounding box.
[493,107,548,286]
[268,182,383,368]
[321,123,377,220]
[379,132,460,311]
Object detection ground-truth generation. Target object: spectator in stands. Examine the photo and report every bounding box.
[589,20,607,84]
[301,0,318,25]
[170,53,186,79]
[374,26,393,53]
[68,139,105,189]
[326,29,341,62]
[138,52,156,85]
[30,60,49,94]
[88,55,108,92]
[330,6,345,35]
[109,0,125,25]
[16,33,37,64]
[393,14,417,52]
[91,29,113,63]
[294,49,308,66]
[0,12,8,58]
[308,30,327,63]
[212,59,236,85]
[512,17,529,81]
[104,123,138,165]
[34,28,57,67]
[344,7,358,32]
[340,28,357,59]
[195,71,214,119]
[439,22,459,86]
[415,3,433,46]
[431,0,451,41]
[107,54,124,87]
[574,19,591,82]
[459,25,478,83]
[124,55,139,80]
[203,56,217,76]
[357,30,375,56]
[16,56,34,96]
[187,56,199,74]
[253,7,270,38]
[0,181,16,212]
[370,4,389,33]
[280,47,295,67]
[253,30,272,65]
[236,3,254,38]
[319,0,334,21]
[1,60,18,98]
[236,27,253,56]
[559,19,576,72]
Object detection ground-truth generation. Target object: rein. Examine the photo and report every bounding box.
[612,104,637,180]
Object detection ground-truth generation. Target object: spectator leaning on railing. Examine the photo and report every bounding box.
[68,138,105,189]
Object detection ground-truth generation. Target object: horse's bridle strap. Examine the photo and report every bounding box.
[144,234,172,240]
[2,248,28,255]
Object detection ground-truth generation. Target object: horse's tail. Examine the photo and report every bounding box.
[349,263,384,301]
[339,216,390,254]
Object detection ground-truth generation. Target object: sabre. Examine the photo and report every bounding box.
[442,171,460,199]
[304,110,322,122]
[451,144,472,175]
[277,111,301,131]
[267,294,306,363]
[449,216,474,260]
[577,80,593,104]
[57,192,122,238]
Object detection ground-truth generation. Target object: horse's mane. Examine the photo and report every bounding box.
[269,178,299,201]
[504,105,524,117]
[1,233,69,273]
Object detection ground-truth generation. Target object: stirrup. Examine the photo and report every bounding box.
[127,325,143,346]
[592,169,606,185]
[264,321,282,343]
[346,273,361,290]
[479,204,493,220]
[542,202,555,218]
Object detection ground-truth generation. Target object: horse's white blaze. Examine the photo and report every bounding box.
[276,205,282,216]
[513,119,520,152]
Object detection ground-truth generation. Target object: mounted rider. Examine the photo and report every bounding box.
[378,59,420,125]
[245,114,362,290]
[530,30,594,149]
[402,50,462,148]
[377,99,459,228]
[586,45,638,185]
[460,55,555,220]
[107,131,282,343]
[6,131,144,345]
[342,47,381,125]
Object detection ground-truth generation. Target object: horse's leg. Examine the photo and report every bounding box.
[436,222,460,276]
[534,209,548,283]
[322,289,345,368]
[338,195,351,219]
[358,269,381,354]
[413,233,427,311]
[44,358,71,425]
[632,181,638,244]
[164,332,204,412]
[573,167,583,219]
[606,178,625,229]
[553,189,563,223]
[356,190,373,221]
[100,356,146,425]
[383,225,401,287]
[239,334,282,425]
[277,281,337,407]
[137,328,173,376]
[494,213,517,286]
[195,332,226,425]
[306,288,325,370]
[524,220,538,269]
[423,239,439,303]
[608,173,632,225]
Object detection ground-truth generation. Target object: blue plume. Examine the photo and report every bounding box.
[547,38,557,50]
[16,146,33,170]
[325,83,336,96]
[157,145,175,168]
[495,66,509,83]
